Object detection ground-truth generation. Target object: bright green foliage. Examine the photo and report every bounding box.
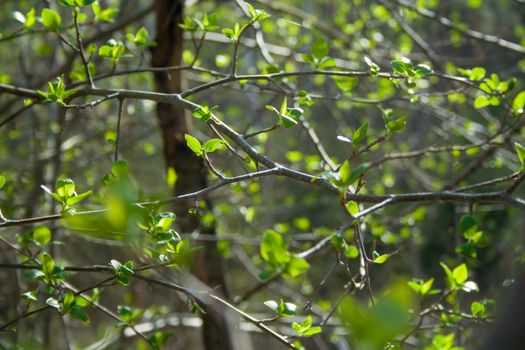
[515,143,525,168]
[149,331,173,350]
[185,134,224,157]
[336,160,370,190]
[0,0,523,348]
[180,13,218,32]
[192,102,217,122]
[12,8,36,29]
[37,76,76,105]
[512,91,525,114]
[440,262,478,292]
[339,283,415,349]
[259,230,309,280]
[41,8,61,31]
[41,179,92,214]
[92,2,118,23]
[291,315,322,337]
[109,259,134,286]
[222,23,242,41]
[407,278,440,297]
[33,226,51,245]
[126,27,155,48]
[372,251,389,264]
[57,0,97,7]
[245,3,271,22]
[98,39,125,63]
[458,67,486,80]
[390,57,433,78]
[302,38,336,69]
[185,134,202,156]
[352,122,368,148]
[265,97,303,128]
[117,305,144,324]
[41,178,92,214]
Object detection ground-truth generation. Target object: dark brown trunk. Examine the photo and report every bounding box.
[151,1,233,349]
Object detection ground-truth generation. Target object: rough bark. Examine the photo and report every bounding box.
[151,1,233,349]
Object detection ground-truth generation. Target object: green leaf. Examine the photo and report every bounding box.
[192,103,217,122]
[98,39,125,62]
[0,175,5,190]
[347,162,370,185]
[421,278,434,295]
[318,57,336,70]
[280,114,299,128]
[127,27,154,47]
[413,64,433,78]
[285,256,310,277]
[58,0,97,7]
[203,139,224,153]
[391,58,411,74]
[260,231,287,268]
[460,215,477,236]
[452,263,468,284]
[56,178,75,198]
[112,159,129,178]
[345,201,359,216]
[470,67,486,80]
[67,190,92,206]
[24,8,36,29]
[515,143,525,168]
[62,291,75,312]
[92,3,118,23]
[155,212,176,232]
[339,160,351,186]
[471,301,485,317]
[302,326,322,336]
[373,253,389,264]
[184,134,202,156]
[70,305,89,323]
[512,91,525,114]
[280,97,287,115]
[33,226,51,245]
[41,253,55,278]
[352,122,368,147]
[41,8,61,31]
[344,245,359,259]
[474,95,490,108]
[387,116,408,133]
[311,39,329,59]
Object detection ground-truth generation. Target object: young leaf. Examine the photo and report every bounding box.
[452,263,468,284]
[260,231,287,268]
[515,142,525,168]
[373,253,389,264]
[203,139,224,153]
[344,245,359,259]
[512,91,525,114]
[185,134,202,156]
[339,160,351,186]
[33,226,51,245]
[311,39,329,59]
[352,122,368,147]
[41,8,61,31]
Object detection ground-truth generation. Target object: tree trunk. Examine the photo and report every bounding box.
[151,1,233,349]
